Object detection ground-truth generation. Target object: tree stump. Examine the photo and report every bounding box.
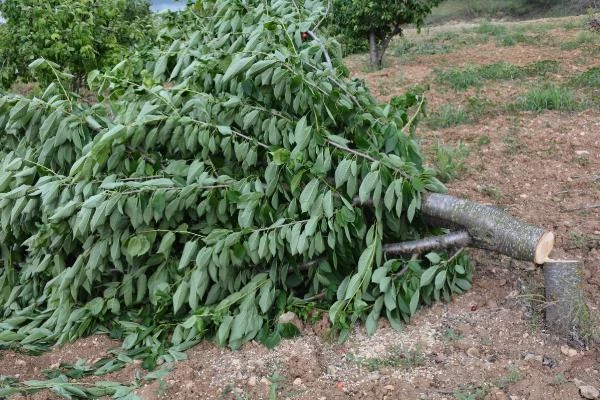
[544,260,585,336]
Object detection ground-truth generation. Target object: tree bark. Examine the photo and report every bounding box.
[544,259,585,336]
[383,230,472,256]
[368,31,379,68]
[422,193,554,264]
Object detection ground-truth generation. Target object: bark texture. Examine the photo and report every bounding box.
[422,193,554,263]
[384,230,472,256]
[544,260,585,336]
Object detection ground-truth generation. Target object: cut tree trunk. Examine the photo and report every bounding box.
[384,230,472,256]
[422,193,554,264]
[544,259,585,336]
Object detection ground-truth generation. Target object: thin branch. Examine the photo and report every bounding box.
[566,203,600,212]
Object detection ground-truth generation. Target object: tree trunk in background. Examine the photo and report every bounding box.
[368,31,380,68]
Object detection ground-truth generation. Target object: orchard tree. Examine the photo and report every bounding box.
[333,0,443,68]
[0,0,153,90]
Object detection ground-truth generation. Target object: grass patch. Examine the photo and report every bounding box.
[435,66,482,90]
[430,140,469,182]
[435,60,561,90]
[475,21,508,37]
[517,84,577,111]
[570,67,600,87]
[428,104,469,128]
[560,31,600,50]
[478,62,522,80]
[347,345,425,371]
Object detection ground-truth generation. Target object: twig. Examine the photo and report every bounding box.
[566,203,600,212]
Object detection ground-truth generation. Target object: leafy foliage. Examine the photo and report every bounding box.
[0,0,472,370]
[332,0,444,67]
[0,0,153,90]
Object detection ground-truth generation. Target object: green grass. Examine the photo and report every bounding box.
[430,140,470,182]
[517,84,577,111]
[475,21,508,36]
[435,60,561,90]
[435,66,482,90]
[560,31,600,50]
[428,104,469,128]
[570,67,600,87]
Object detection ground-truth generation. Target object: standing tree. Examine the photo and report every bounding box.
[0,0,153,91]
[333,0,443,68]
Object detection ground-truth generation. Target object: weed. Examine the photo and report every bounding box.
[428,104,469,128]
[435,66,481,90]
[431,140,469,182]
[478,185,503,201]
[347,345,425,371]
[478,62,522,80]
[570,67,600,87]
[453,384,491,400]
[496,368,521,389]
[475,22,508,37]
[517,84,577,111]
[443,328,464,341]
[524,60,560,76]
[267,372,286,400]
[574,154,590,166]
[465,96,495,119]
[503,117,523,154]
[476,134,491,147]
[551,373,569,386]
[561,31,599,50]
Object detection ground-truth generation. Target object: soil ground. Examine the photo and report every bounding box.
[1,16,599,400]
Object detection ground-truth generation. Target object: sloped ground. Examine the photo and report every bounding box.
[1,16,599,400]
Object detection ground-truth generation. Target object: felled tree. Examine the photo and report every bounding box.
[0,0,554,368]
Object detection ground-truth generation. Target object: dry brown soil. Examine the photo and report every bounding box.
[1,17,599,400]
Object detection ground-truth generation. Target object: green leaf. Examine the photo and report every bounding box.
[455,278,472,291]
[179,241,198,270]
[407,197,417,222]
[434,270,447,290]
[223,56,255,82]
[335,159,351,188]
[420,266,439,287]
[173,281,189,313]
[359,171,378,203]
[425,252,441,264]
[299,179,319,213]
[294,116,311,150]
[409,289,420,316]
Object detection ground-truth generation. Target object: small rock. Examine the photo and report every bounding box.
[278,311,303,331]
[184,381,194,390]
[487,299,498,308]
[485,388,508,400]
[15,359,26,366]
[560,345,578,357]
[434,354,447,364]
[383,385,395,391]
[247,376,257,387]
[575,150,590,156]
[542,355,557,368]
[293,378,302,386]
[467,347,480,358]
[50,362,60,369]
[524,353,543,363]
[260,377,270,385]
[580,385,600,399]
[326,365,337,375]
